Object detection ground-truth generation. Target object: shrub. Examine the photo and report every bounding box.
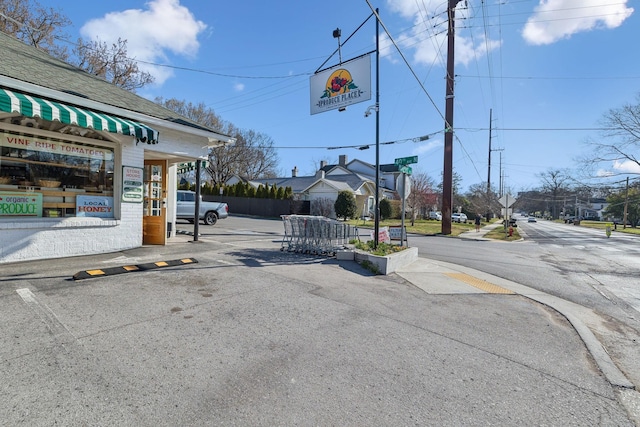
[334,190,358,220]
[379,198,393,220]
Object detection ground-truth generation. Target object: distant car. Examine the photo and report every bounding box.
[452,213,468,223]
[176,190,229,225]
[428,211,442,221]
[528,216,537,223]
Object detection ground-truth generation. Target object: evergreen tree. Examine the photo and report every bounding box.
[334,191,357,220]
[380,198,393,220]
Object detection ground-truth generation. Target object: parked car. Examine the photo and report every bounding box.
[428,211,442,221]
[451,213,468,223]
[176,190,228,225]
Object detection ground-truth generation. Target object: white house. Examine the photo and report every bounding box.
[226,154,401,218]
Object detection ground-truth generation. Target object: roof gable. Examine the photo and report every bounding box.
[0,32,231,142]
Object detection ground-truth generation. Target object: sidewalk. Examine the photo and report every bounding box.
[458,220,507,240]
[0,227,640,423]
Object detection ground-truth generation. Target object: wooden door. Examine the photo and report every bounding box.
[142,160,166,245]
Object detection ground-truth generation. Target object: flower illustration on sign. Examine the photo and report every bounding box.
[321,69,358,98]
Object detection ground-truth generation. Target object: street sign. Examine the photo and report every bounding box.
[498,194,516,208]
[177,160,208,174]
[396,174,411,198]
[399,166,412,175]
[394,156,418,166]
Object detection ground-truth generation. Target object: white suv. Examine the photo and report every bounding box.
[451,213,468,223]
[428,211,442,220]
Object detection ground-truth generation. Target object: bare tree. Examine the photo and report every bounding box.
[580,92,640,178]
[156,97,279,186]
[74,37,154,91]
[538,169,572,219]
[311,197,334,217]
[155,97,223,129]
[466,182,499,219]
[406,172,437,225]
[0,0,70,60]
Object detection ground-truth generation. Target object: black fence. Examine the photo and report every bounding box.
[203,195,310,218]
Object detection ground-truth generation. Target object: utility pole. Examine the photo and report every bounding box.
[499,151,504,196]
[441,0,462,235]
[374,8,380,247]
[623,176,629,229]
[486,108,492,195]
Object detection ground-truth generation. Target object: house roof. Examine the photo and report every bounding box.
[0,31,232,144]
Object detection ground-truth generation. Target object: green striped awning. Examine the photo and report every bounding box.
[0,88,158,143]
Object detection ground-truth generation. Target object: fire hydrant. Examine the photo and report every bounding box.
[508,225,514,237]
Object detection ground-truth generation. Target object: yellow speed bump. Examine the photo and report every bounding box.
[73,258,198,281]
[445,272,514,294]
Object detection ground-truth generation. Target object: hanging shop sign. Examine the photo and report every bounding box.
[310,54,371,115]
[0,191,42,217]
[0,134,113,160]
[122,166,143,203]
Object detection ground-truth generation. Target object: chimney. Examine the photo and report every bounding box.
[339,155,347,166]
[320,160,327,169]
[292,166,298,177]
[315,170,325,179]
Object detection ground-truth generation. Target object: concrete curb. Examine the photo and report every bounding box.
[402,258,636,391]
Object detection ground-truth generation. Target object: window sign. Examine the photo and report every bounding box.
[1,134,113,160]
[76,195,114,217]
[122,166,143,203]
[0,191,42,217]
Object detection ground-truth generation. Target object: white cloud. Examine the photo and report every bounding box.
[612,159,640,174]
[596,169,615,177]
[384,0,500,67]
[522,0,633,45]
[596,159,640,177]
[80,0,207,85]
[234,83,245,92]
[412,138,442,156]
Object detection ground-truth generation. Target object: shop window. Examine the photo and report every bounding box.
[0,131,115,219]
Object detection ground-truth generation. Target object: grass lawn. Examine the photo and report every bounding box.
[578,220,640,235]
[346,218,477,237]
[484,224,522,241]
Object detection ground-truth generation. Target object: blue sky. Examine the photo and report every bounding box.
[38,0,638,193]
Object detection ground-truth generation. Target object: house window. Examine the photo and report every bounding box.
[0,131,114,218]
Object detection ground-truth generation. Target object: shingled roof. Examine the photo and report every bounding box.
[0,31,227,137]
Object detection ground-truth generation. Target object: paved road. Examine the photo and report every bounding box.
[0,216,638,425]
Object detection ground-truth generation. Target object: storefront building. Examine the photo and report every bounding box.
[0,32,233,264]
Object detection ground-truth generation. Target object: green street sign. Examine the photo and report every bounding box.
[394,155,418,166]
[177,160,207,174]
[400,166,412,175]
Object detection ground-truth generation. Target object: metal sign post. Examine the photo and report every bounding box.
[396,168,412,247]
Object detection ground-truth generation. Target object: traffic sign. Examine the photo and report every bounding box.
[394,156,418,166]
[396,174,411,197]
[399,166,412,175]
[498,194,516,208]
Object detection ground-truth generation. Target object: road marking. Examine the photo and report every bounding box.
[445,273,514,294]
[16,288,74,338]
